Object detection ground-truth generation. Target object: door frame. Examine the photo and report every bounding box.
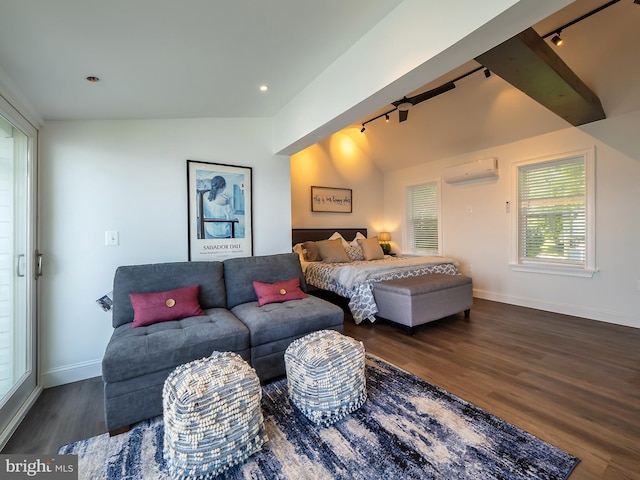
[0,92,41,449]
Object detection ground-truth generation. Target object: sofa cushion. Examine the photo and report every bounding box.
[112,261,226,328]
[230,296,343,347]
[130,285,205,328]
[224,253,306,309]
[253,277,308,306]
[102,307,249,383]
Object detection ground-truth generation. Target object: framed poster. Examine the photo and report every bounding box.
[187,160,253,261]
[311,186,352,213]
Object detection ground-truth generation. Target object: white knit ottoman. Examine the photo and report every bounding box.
[162,351,266,480]
[285,330,367,426]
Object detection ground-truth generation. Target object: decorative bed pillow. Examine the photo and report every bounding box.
[358,236,385,261]
[293,243,305,261]
[317,239,351,263]
[329,232,351,249]
[302,241,321,262]
[130,285,205,328]
[253,277,308,306]
[345,245,365,261]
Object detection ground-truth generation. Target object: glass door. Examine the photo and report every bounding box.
[0,98,38,447]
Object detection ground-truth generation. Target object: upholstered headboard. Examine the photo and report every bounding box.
[292,228,368,247]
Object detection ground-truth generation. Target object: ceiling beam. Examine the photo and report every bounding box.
[476,27,605,126]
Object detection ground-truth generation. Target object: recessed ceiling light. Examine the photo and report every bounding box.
[259,84,269,92]
[86,76,100,83]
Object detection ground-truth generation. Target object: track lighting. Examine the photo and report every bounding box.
[385,114,389,123]
[358,0,622,130]
[360,125,365,133]
[542,0,623,47]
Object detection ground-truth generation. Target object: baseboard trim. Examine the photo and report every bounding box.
[41,359,103,388]
[39,292,639,390]
[473,288,640,329]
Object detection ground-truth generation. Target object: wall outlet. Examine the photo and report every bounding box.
[467,264,473,275]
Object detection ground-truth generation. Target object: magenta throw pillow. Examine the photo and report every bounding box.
[252,277,308,306]
[129,284,205,328]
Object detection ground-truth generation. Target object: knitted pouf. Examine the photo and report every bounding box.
[285,330,367,426]
[162,351,266,480]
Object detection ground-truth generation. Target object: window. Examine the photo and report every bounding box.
[511,148,595,277]
[406,181,440,255]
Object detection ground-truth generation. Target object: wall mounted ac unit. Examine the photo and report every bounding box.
[443,157,498,184]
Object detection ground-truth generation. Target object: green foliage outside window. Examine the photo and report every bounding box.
[519,159,586,264]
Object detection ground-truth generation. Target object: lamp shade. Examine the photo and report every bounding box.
[379,232,391,242]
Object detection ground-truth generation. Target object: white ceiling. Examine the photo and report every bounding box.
[351,0,640,171]
[1,0,639,170]
[0,0,402,120]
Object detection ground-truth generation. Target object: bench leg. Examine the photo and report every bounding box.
[464,309,470,319]
[109,425,131,437]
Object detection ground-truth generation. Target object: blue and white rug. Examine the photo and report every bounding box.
[59,355,579,479]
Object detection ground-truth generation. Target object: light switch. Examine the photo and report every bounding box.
[105,230,119,246]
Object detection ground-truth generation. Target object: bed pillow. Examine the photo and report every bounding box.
[302,241,322,262]
[316,238,351,263]
[253,277,308,306]
[329,232,351,249]
[130,285,205,328]
[350,232,367,246]
[358,236,385,261]
[293,242,305,260]
[345,245,365,261]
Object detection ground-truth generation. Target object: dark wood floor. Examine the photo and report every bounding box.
[3,299,639,479]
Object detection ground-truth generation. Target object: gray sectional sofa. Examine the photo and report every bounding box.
[102,253,344,434]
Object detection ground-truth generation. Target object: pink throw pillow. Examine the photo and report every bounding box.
[130,285,205,328]
[252,277,308,306]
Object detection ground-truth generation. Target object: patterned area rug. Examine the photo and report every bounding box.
[59,355,579,479]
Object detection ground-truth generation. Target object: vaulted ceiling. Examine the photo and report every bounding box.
[0,1,638,171]
[350,0,640,171]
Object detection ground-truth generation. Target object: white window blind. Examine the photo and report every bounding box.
[407,182,439,254]
[517,156,586,266]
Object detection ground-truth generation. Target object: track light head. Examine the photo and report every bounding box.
[484,68,491,78]
[551,32,563,46]
[360,125,366,133]
[385,114,389,122]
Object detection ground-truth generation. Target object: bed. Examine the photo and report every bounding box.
[292,228,461,324]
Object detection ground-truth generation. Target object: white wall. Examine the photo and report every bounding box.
[290,127,385,236]
[39,118,291,387]
[384,110,640,328]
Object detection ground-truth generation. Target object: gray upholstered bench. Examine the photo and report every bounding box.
[373,273,472,334]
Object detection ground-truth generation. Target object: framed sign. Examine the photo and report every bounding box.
[311,186,352,213]
[187,160,253,261]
